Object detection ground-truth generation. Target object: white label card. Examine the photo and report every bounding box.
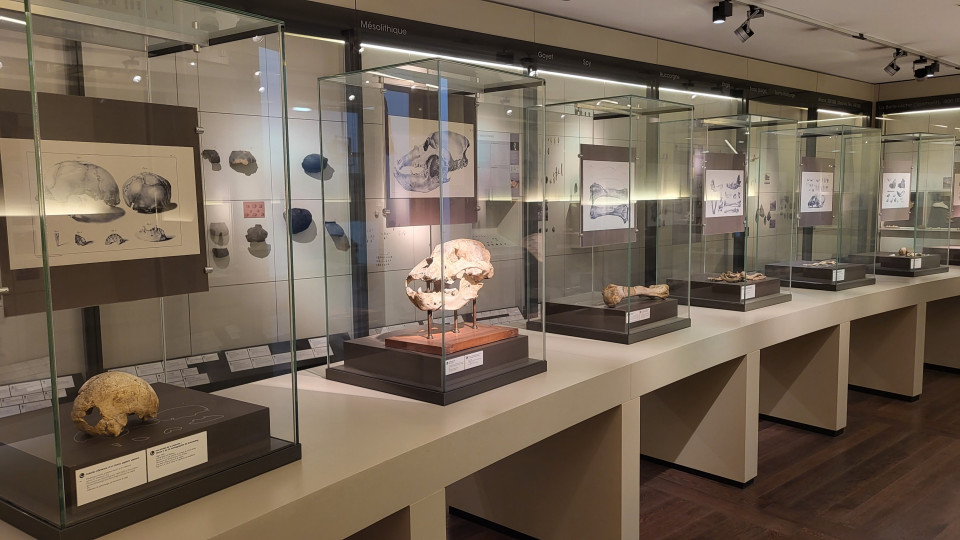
[111,366,139,376]
[252,356,275,369]
[464,351,484,370]
[742,284,756,301]
[247,346,271,358]
[164,358,188,371]
[135,363,163,377]
[0,405,19,418]
[272,352,291,365]
[0,386,9,398]
[186,356,205,365]
[911,258,921,270]
[228,358,254,372]
[445,355,466,375]
[76,451,147,506]
[146,432,208,481]
[308,337,328,349]
[201,354,220,363]
[225,349,251,361]
[41,376,75,390]
[183,373,210,387]
[180,367,199,376]
[20,401,50,412]
[297,349,316,360]
[834,269,846,282]
[9,380,43,396]
[628,308,651,324]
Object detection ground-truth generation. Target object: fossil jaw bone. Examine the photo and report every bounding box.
[602,283,670,308]
[405,239,493,312]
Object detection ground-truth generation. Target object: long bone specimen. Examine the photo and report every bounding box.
[589,204,629,223]
[708,271,765,283]
[602,283,669,308]
[589,183,628,204]
[803,259,836,267]
[394,131,471,193]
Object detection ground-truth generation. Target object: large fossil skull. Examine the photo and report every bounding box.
[405,239,493,311]
[71,372,159,437]
[394,131,470,193]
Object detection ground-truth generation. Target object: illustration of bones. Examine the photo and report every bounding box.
[45,161,125,223]
[405,239,493,338]
[803,259,836,267]
[136,224,172,242]
[589,183,628,204]
[393,131,471,193]
[75,234,93,246]
[602,283,669,308]
[105,233,127,245]
[807,194,826,209]
[589,204,629,223]
[708,271,765,283]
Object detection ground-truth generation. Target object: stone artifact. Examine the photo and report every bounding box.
[212,247,229,258]
[602,283,669,308]
[201,149,221,164]
[394,131,471,193]
[137,224,172,242]
[209,222,229,245]
[897,247,920,257]
[229,150,256,166]
[245,224,268,243]
[301,153,328,174]
[284,208,313,234]
[71,372,159,437]
[803,259,836,267]
[104,233,127,245]
[405,239,493,312]
[123,172,175,213]
[708,271,765,283]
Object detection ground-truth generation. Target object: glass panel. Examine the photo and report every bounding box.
[537,96,692,342]
[318,58,546,402]
[687,115,797,310]
[0,1,299,535]
[793,125,881,288]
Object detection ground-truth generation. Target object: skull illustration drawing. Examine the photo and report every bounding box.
[405,239,494,312]
[71,372,159,437]
[393,131,471,193]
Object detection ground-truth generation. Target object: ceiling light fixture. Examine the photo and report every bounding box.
[884,48,907,76]
[713,0,733,24]
[734,5,764,42]
[913,57,939,80]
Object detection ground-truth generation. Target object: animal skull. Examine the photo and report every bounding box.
[405,239,493,312]
[393,131,471,193]
[71,372,159,437]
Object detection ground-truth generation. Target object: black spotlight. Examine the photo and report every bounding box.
[927,61,941,77]
[713,0,733,24]
[914,57,930,79]
[735,5,764,42]
[884,48,907,76]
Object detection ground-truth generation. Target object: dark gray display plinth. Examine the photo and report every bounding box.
[0,383,299,540]
[925,247,960,266]
[668,275,790,312]
[530,293,688,344]
[875,253,948,277]
[765,261,875,291]
[328,330,546,405]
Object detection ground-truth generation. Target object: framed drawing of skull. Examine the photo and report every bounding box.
[383,85,478,228]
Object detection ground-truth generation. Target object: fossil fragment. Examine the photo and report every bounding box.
[897,247,920,257]
[104,233,127,245]
[45,161,125,222]
[212,247,230,258]
[136,224,172,242]
[807,194,826,209]
[201,149,221,164]
[405,239,493,312]
[71,372,159,437]
[75,234,93,246]
[209,222,229,245]
[393,131,471,193]
[229,150,258,175]
[803,259,836,267]
[245,224,268,243]
[708,271,765,283]
[302,153,328,174]
[284,208,313,234]
[589,204,629,223]
[123,172,176,213]
[602,283,669,308]
[589,183,628,204]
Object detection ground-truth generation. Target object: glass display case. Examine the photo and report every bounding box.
[766,125,880,290]
[878,133,957,275]
[317,59,546,405]
[679,115,798,311]
[0,2,301,538]
[533,96,693,344]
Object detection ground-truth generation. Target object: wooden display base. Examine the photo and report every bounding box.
[527,293,687,344]
[765,261,875,291]
[875,253,947,277]
[385,323,518,355]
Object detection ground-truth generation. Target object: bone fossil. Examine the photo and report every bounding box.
[589,204,629,223]
[104,233,127,245]
[803,259,836,267]
[589,183,628,204]
[708,271,765,283]
[897,247,920,257]
[602,283,669,308]
[393,131,470,193]
[405,238,493,312]
[72,372,159,437]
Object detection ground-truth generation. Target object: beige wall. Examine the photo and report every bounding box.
[878,74,960,101]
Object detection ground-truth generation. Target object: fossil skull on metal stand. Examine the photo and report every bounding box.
[405,239,493,339]
[393,131,471,193]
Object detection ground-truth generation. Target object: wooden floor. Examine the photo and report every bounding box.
[448,367,960,539]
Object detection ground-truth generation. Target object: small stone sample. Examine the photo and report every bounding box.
[212,247,230,258]
[229,150,256,166]
[284,208,313,235]
[209,222,229,245]
[245,224,268,243]
[301,153,328,174]
[71,372,159,437]
[201,149,221,164]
